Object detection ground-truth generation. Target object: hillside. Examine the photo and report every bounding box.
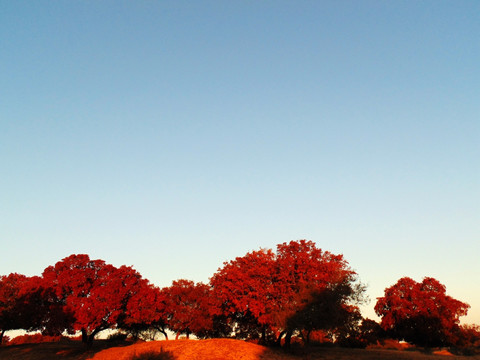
[1,338,480,360]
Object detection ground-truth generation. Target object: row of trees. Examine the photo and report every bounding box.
[0,240,477,349]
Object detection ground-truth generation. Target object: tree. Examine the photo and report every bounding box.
[456,324,480,348]
[357,318,385,346]
[210,248,277,342]
[120,282,170,340]
[210,240,366,346]
[17,275,75,336]
[42,254,148,345]
[0,273,29,344]
[375,277,470,347]
[285,281,363,346]
[273,240,364,346]
[163,279,216,339]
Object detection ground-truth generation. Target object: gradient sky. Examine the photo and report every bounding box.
[1,1,479,324]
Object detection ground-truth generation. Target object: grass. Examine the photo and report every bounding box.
[0,337,131,360]
[128,348,175,360]
[1,338,480,360]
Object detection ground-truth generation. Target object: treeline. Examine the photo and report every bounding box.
[1,240,479,350]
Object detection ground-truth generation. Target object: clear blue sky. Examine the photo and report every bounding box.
[1,1,479,324]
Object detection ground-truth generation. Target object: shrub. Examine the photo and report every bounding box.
[129,348,175,360]
[1,335,10,345]
[107,331,129,342]
[6,333,62,345]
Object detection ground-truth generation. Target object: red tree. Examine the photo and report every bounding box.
[274,240,361,343]
[0,273,29,344]
[121,283,170,340]
[375,277,470,347]
[210,240,365,346]
[163,279,216,339]
[18,275,75,336]
[210,248,278,341]
[42,254,148,345]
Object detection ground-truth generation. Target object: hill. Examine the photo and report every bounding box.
[1,338,480,360]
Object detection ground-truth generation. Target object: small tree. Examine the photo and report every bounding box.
[120,283,169,340]
[456,324,480,349]
[375,277,469,347]
[163,279,216,339]
[357,318,384,346]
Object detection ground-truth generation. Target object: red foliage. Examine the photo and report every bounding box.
[0,273,30,343]
[162,279,216,339]
[210,248,277,329]
[42,254,150,344]
[122,282,170,339]
[375,277,470,347]
[210,240,363,345]
[6,333,62,345]
[274,240,358,328]
[456,324,480,348]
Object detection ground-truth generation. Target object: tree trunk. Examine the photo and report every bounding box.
[81,329,88,344]
[82,327,102,347]
[260,326,266,344]
[276,330,286,346]
[176,332,180,340]
[88,328,104,346]
[160,329,168,340]
[87,333,95,346]
[0,329,5,345]
[284,330,293,348]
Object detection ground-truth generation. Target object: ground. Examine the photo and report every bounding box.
[1,338,479,360]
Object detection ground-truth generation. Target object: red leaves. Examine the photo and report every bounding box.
[4,245,473,349]
[210,240,362,341]
[375,276,470,346]
[0,273,29,337]
[125,283,166,327]
[162,279,215,338]
[41,254,151,343]
[210,248,276,326]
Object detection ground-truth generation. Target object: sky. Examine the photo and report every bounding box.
[1,1,479,324]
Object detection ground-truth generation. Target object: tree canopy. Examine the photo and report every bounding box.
[42,254,150,345]
[1,242,477,349]
[210,240,366,345]
[0,273,29,343]
[375,276,470,347]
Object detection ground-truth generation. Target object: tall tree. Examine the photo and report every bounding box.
[273,240,363,345]
[375,277,470,347]
[210,240,365,346]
